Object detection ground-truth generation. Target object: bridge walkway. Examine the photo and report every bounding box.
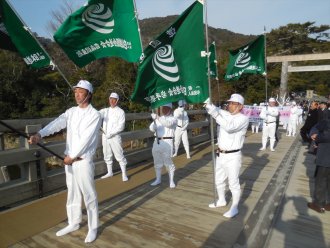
[1,129,329,248]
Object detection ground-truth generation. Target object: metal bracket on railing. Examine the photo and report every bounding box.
[34,151,43,198]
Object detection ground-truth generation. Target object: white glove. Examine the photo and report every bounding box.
[205,103,216,113]
[205,103,219,118]
[151,113,157,120]
[203,97,210,104]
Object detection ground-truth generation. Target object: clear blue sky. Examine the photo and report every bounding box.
[9,0,330,38]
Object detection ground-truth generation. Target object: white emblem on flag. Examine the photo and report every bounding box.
[235,46,251,68]
[152,45,180,82]
[82,4,114,34]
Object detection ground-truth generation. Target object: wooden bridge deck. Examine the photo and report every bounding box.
[1,129,330,248]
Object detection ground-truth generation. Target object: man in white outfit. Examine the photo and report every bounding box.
[29,80,101,243]
[287,101,299,137]
[173,100,190,158]
[99,92,128,181]
[251,103,261,133]
[259,98,279,151]
[205,93,249,218]
[149,103,177,188]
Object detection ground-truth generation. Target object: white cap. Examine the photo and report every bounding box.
[292,101,296,105]
[253,103,257,106]
[162,103,172,108]
[109,92,119,99]
[73,80,93,93]
[227,93,244,105]
[269,97,276,102]
[178,100,186,107]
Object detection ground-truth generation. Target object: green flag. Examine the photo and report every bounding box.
[54,0,142,68]
[224,35,265,81]
[0,0,51,68]
[209,41,218,80]
[131,0,208,108]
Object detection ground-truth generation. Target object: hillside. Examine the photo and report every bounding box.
[139,15,256,51]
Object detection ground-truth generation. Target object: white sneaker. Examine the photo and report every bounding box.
[223,207,239,218]
[259,147,266,151]
[84,229,97,243]
[187,155,191,159]
[122,174,128,182]
[172,153,177,157]
[208,199,227,208]
[270,148,275,152]
[150,180,161,186]
[101,172,113,179]
[56,224,79,237]
[170,182,176,188]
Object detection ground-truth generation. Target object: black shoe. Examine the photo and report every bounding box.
[307,202,325,213]
[324,203,330,211]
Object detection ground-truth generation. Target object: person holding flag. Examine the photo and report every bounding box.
[173,100,190,159]
[28,80,101,243]
[149,103,177,188]
[205,94,249,218]
[99,92,128,182]
[259,98,279,151]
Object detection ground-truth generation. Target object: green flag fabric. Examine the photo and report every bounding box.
[131,0,208,108]
[209,41,218,79]
[0,0,51,68]
[54,0,142,68]
[224,35,265,81]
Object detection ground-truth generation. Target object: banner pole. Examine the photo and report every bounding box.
[0,120,64,160]
[213,41,221,100]
[204,0,218,205]
[133,0,144,59]
[264,27,268,105]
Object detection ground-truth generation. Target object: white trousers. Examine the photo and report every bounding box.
[215,152,241,195]
[287,119,297,136]
[174,128,190,155]
[102,135,127,167]
[251,123,260,133]
[152,139,175,172]
[65,160,98,231]
[261,122,276,148]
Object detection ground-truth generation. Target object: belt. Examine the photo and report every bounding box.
[216,148,240,156]
[156,137,173,140]
[265,121,275,124]
[177,125,182,128]
[73,157,83,162]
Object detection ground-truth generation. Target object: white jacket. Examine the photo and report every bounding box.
[173,107,189,130]
[39,104,101,161]
[99,106,125,138]
[259,106,279,123]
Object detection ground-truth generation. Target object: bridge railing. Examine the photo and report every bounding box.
[0,110,211,208]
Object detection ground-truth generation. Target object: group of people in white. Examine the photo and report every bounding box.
[250,98,305,152]
[28,80,192,243]
[27,79,307,243]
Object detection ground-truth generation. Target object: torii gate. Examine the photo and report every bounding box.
[267,53,330,100]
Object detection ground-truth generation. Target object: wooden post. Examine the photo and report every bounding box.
[280,61,289,100]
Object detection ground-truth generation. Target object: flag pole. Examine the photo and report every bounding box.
[5,0,72,90]
[264,27,268,104]
[133,0,144,59]
[204,0,218,204]
[133,0,159,142]
[213,41,221,101]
